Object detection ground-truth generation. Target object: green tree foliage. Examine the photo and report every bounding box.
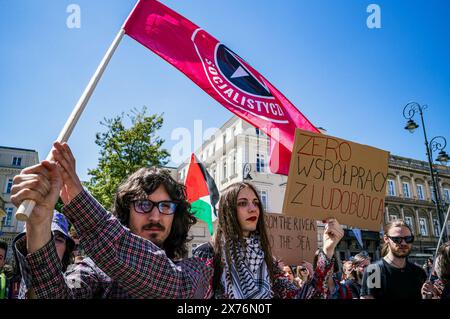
[84,107,169,209]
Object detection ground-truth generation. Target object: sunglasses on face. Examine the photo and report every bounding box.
[132,199,178,215]
[300,267,307,272]
[387,235,414,244]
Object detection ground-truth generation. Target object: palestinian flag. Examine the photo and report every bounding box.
[185,154,219,235]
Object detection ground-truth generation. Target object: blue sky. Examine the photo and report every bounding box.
[1,0,449,181]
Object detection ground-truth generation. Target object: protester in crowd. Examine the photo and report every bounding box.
[342,252,370,299]
[282,265,295,283]
[295,261,313,289]
[0,240,6,269]
[421,242,450,299]
[341,260,355,282]
[194,181,344,299]
[314,251,352,299]
[0,240,20,299]
[16,211,75,267]
[1,239,11,299]
[361,220,426,299]
[13,212,84,298]
[422,257,439,281]
[10,142,213,299]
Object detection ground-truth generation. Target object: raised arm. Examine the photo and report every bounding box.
[11,161,102,298]
[272,218,344,299]
[52,142,213,299]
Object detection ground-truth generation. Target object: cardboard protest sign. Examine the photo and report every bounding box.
[264,213,318,265]
[282,129,389,231]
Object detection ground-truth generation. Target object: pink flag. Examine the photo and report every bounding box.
[123,0,319,175]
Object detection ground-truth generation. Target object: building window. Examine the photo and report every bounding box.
[444,188,450,203]
[5,178,13,194]
[430,186,436,202]
[256,154,266,173]
[433,219,440,237]
[419,218,428,236]
[402,182,411,198]
[417,185,425,200]
[389,215,398,222]
[211,165,217,182]
[223,134,227,156]
[259,190,268,211]
[388,180,396,196]
[223,160,227,180]
[2,207,13,227]
[232,153,237,176]
[12,156,22,166]
[405,216,414,234]
[256,128,260,136]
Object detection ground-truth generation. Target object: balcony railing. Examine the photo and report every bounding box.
[389,155,450,176]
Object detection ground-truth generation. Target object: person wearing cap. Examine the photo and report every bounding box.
[14,212,75,298]
[10,142,213,299]
[14,210,136,299]
[341,252,370,299]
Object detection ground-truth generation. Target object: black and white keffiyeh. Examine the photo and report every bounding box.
[221,232,272,299]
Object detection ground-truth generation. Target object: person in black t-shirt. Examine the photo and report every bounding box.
[360,219,426,299]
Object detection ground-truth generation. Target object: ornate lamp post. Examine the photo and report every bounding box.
[403,102,449,241]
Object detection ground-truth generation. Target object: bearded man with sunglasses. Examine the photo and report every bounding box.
[10,142,213,299]
[360,220,426,299]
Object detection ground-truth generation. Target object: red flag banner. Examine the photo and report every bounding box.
[124,0,319,175]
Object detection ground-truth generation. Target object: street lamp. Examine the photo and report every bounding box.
[402,102,449,241]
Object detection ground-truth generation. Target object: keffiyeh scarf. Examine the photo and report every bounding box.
[221,232,272,299]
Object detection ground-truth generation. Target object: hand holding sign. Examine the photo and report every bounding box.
[283,129,389,231]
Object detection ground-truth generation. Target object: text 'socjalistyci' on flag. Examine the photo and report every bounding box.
[123,0,319,175]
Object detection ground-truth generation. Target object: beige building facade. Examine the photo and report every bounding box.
[178,116,450,265]
[0,146,39,262]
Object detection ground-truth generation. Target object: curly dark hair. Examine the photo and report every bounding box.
[212,182,274,292]
[113,167,196,260]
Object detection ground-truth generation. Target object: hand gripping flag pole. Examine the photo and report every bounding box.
[13,0,141,221]
[428,204,450,282]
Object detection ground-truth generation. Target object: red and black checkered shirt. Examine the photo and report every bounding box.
[16,189,214,299]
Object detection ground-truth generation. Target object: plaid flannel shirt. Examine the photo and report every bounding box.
[15,235,130,298]
[61,189,214,299]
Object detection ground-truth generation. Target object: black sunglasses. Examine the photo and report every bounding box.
[132,199,178,215]
[299,267,307,272]
[387,235,414,244]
